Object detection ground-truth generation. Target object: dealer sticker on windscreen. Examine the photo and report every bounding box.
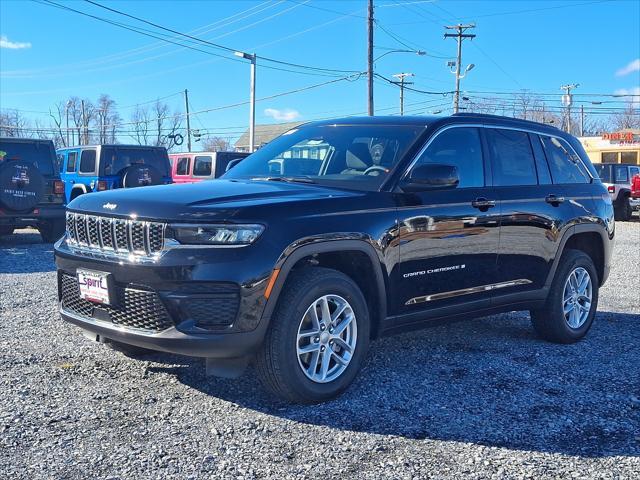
[77,269,111,305]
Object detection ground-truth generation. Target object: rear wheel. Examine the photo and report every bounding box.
[38,219,66,243]
[614,195,632,221]
[531,249,598,344]
[255,267,370,403]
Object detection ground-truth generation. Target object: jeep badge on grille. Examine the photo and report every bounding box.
[102,203,117,210]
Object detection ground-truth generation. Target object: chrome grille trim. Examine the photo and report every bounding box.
[65,212,165,261]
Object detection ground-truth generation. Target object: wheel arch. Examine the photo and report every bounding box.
[70,184,88,200]
[545,225,609,288]
[262,239,388,339]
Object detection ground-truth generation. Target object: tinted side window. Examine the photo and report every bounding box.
[614,165,628,182]
[176,157,190,175]
[66,152,78,173]
[413,127,484,188]
[193,156,213,176]
[630,166,640,177]
[530,134,552,184]
[540,136,590,184]
[79,150,96,173]
[57,153,64,173]
[485,128,537,186]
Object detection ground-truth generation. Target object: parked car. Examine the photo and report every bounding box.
[0,137,66,241]
[631,172,640,200]
[58,145,172,203]
[593,163,640,220]
[169,151,250,183]
[55,114,614,403]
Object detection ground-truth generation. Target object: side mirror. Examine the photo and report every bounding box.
[401,163,459,192]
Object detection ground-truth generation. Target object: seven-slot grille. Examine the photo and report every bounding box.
[66,212,165,257]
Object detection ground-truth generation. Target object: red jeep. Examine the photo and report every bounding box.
[632,173,640,200]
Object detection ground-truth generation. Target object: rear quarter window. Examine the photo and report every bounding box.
[193,156,213,176]
[79,150,97,173]
[539,136,590,184]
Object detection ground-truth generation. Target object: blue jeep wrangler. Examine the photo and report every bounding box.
[58,145,172,202]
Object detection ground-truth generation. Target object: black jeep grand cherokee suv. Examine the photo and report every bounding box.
[55,114,614,403]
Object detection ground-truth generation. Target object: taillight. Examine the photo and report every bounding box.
[54,180,64,195]
[607,185,615,193]
[97,181,108,191]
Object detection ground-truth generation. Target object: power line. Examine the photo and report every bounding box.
[83,0,360,75]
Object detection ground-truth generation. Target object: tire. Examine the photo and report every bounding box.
[255,267,370,404]
[38,219,66,243]
[530,249,599,344]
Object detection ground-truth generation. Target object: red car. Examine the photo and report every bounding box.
[169,151,249,184]
[632,173,640,199]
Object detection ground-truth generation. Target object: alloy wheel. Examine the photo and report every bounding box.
[296,294,357,383]
[563,267,593,329]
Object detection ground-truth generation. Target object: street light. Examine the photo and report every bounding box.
[235,51,257,152]
[374,49,426,63]
[449,61,476,113]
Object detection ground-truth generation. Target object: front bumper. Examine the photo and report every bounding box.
[60,308,268,358]
[55,236,278,358]
[1,204,65,227]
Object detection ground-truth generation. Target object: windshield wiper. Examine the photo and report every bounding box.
[250,176,316,184]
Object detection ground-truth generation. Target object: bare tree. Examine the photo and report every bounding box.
[610,102,640,131]
[0,109,32,137]
[95,94,120,144]
[130,105,150,146]
[202,136,231,152]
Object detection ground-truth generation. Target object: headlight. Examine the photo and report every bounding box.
[168,224,264,246]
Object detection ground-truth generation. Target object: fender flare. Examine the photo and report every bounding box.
[544,224,610,288]
[260,239,388,330]
[70,184,88,199]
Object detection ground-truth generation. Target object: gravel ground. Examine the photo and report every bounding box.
[1,218,639,479]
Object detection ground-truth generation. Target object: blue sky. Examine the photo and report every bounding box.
[1,0,639,142]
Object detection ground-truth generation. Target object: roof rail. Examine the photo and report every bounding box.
[452,112,559,129]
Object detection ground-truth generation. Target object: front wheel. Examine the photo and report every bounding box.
[255,267,370,403]
[531,249,599,344]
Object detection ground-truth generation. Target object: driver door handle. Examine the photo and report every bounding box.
[471,198,496,209]
[545,194,565,205]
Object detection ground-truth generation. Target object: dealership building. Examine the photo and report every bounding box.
[578,129,640,165]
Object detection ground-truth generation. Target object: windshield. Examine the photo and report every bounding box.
[0,140,55,175]
[223,124,425,190]
[99,147,170,177]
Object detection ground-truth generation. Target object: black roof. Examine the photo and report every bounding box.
[306,113,561,133]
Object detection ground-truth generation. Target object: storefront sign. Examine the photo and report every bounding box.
[602,132,639,144]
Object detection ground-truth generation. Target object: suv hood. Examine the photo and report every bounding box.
[68,179,359,221]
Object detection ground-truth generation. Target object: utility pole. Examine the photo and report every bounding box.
[65,101,70,146]
[367,0,374,116]
[444,24,476,113]
[392,73,414,115]
[580,104,585,136]
[184,89,192,152]
[560,83,579,134]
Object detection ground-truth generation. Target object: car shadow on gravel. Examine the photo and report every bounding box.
[0,229,56,273]
[146,310,640,459]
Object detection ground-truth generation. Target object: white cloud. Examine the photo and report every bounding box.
[264,108,301,122]
[616,59,640,77]
[0,35,31,50]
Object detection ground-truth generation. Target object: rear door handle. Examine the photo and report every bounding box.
[471,198,496,209]
[545,194,565,205]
